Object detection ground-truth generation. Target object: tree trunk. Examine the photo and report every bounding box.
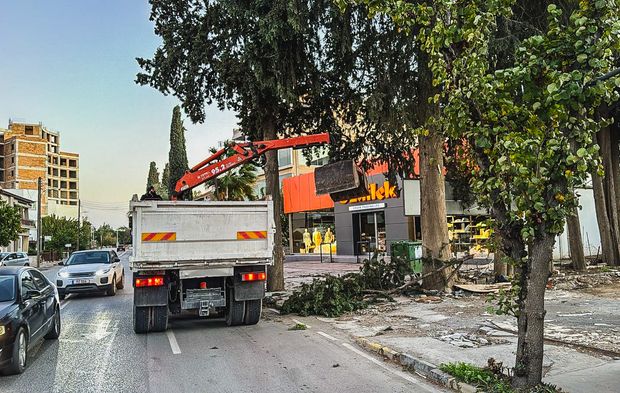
[493,233,508,278]
[263,118,285,291]
[416,50,452,291]
[513,234,555,389]
[566,202,586,271]
[592,129,620,265]
[600,127,620,266]
[611,125,620,256]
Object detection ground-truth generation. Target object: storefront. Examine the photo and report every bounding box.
[334,173,413,256]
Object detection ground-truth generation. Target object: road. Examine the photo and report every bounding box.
[0,251,444,393]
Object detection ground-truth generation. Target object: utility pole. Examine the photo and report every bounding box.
[76,199,81,251]
[116,229,119,248]
[36,177,42,268]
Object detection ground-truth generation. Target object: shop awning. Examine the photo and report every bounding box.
[282,172,334,214]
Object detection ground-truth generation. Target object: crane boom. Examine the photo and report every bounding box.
[173,133,331,198]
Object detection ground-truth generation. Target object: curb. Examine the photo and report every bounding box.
[355,337,479,393]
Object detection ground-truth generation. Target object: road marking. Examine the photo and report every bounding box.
[342,343,430,387]
[166,330,182,354]
[292,319,311,328]
[317,331,338,341]
[60,300,71,310]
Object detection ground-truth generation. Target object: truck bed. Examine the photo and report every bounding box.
[130,200,274,270]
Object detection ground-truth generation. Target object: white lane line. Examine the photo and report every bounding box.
[317,331,338,341]
[342,343,429,387]
[292,319,311,328]
[60,300,71,310]
[166,330,182,354]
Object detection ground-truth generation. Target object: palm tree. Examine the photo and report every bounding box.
[211,163,258,201]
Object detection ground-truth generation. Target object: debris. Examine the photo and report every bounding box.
[289,323,308,331]
[453,283,512,294]
[332,363,340,368]
[414,296,443,303]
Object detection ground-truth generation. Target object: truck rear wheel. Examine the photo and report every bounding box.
[243,299,262,325]
[133,306,149,334]
[151,306,168,332]
[225,288,245,326]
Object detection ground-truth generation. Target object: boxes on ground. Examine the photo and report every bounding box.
[391,240,423,274]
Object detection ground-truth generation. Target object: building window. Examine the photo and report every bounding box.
[61,191,67,199]
[10,170,14,177]
[11,143,14,152]
[53,168,58,176]
[60,180,67,188]
[69,182,77,190]
[48,179,52,186]
[53,180,58,188]
[25,126,34,135]
[278,149,292,168]
[60,158,67,166]
[60,169,67,177]
[69,171,77,179]
[48,190,53,197]
[11,157,14,164]
[69,159,77,167]
[69,200,77,206]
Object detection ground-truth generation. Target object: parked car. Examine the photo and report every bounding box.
[56,250,124,300]
[0,252,30,267]
[0,266,61,375]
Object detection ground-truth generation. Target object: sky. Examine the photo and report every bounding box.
[0,1,237,228]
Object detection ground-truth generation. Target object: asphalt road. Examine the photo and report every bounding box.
[0,252,445,393]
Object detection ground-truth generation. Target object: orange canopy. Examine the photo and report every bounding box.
[282,172,334,214]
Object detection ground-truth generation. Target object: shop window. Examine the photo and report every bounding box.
[278,149,292,168]
[353,211,386,255]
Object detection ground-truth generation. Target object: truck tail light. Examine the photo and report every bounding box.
[241,272,266,282]
[135,276,165,287]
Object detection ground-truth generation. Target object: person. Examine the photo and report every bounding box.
[140,185,163,201]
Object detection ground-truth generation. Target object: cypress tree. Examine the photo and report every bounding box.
[168,106,189,198]
[146,161,160,192]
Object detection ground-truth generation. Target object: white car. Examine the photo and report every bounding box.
[56,250,124,300]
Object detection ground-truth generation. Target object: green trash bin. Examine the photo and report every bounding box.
[391,241,423,274]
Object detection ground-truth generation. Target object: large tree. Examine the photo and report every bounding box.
[167,106,189,198]
[146,161,160,192]
[0,200,22,248]
[42,215,92,252]
[136,0,327,291]
[350,0,620,388]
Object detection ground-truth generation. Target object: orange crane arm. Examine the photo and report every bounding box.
[173,133,330,198]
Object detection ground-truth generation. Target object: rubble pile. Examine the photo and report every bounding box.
[437,332,492,348]
[552,271,620,290]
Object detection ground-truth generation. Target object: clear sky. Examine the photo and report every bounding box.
[0,0,236,228]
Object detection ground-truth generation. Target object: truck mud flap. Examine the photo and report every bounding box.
[233,281,265,301]
[134,286,168,307]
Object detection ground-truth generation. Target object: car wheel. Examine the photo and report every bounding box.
[116,271,125,290]
[45,306,61,339]
[5,328,28,375]
[106,276,117,296]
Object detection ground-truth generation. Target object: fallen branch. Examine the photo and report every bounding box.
[386,255,471,295]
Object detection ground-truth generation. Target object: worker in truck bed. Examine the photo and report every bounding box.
[140,185,163,201]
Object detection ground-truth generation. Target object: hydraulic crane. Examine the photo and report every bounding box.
[173,133,331,199]
[173,132,368,201]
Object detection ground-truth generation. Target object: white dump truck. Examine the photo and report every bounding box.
[129,200,274,333]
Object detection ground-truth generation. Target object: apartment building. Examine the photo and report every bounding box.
[0,120,79,218]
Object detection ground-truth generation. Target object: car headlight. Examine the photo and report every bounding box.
[96,268,111,276]
[0,326,5,336]
[59,271,69,278]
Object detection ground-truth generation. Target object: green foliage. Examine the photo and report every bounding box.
[93,224,120,247]
[281,255,411,317]
[206,144,258,201]
[167,106,189,198]
[440,362,561,393]
[0,200,22,247]
[289,322,308,331]
[42,215,92,252]
[146,161,160,192]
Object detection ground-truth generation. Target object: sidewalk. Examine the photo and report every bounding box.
[282,262,620,392]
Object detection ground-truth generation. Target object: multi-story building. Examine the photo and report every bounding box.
[0,120,79,218]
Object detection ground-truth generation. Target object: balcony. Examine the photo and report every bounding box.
[21,218,36,228]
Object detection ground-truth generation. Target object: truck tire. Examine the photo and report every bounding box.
[133,306,150,334]
[243,299,262,325]
[225,288,245,326]
[151,306,168,332]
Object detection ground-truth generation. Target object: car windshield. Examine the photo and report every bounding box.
[0,276,15,302]
[66,251,110,265]
[0,252,9,260]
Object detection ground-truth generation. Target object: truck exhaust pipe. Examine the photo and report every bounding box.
[314,160,369,201]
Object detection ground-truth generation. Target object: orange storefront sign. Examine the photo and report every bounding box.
[339,181,397,204]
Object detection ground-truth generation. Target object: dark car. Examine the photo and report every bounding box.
[116,245,125,252]
[0,266,61,375]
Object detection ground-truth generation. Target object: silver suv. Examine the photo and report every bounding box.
[56,249,124,300]
[0,252,30,267]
